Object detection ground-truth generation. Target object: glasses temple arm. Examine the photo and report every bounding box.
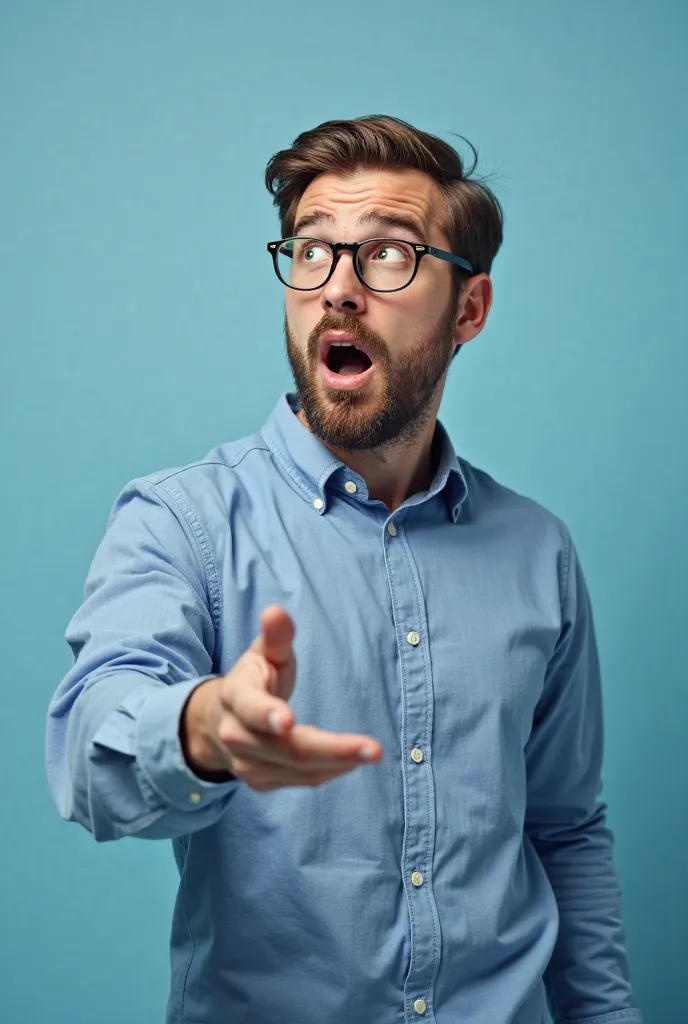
[426,246,474,275]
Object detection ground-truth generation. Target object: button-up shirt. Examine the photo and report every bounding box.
[45,391,643,1024]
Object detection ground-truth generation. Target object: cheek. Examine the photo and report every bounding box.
[416,264,452,306]
[405,267,450,313]
[390,294,442,335]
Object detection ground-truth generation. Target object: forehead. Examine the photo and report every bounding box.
[293,167,447,237]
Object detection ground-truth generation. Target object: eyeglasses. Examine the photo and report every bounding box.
[267,236,474,293]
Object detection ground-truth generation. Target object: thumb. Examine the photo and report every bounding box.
[250,604,296,672]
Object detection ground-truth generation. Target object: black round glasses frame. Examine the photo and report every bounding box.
[267,236,474,293]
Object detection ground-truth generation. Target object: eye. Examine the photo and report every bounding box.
[370,243,410,263]
[299,243,330,264]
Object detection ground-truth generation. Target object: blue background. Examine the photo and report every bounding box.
[2,2,686,1020]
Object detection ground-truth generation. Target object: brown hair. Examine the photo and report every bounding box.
[264,114,504,359]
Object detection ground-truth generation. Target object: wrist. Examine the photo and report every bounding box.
[180,679,232,779]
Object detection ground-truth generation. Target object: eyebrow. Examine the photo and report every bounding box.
[292,208,427,242]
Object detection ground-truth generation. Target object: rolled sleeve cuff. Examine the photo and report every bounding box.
[137,675,240,811]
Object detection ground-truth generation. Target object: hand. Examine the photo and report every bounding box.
[180,605,383,791]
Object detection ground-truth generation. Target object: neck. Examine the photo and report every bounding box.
[297,405,442,513]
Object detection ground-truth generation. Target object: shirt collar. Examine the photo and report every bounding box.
[261,392,468,523]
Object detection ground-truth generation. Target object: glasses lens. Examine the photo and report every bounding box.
[277,237,333,289]
[358,238,416,291]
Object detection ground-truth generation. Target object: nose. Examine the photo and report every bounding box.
[320,250,368,315]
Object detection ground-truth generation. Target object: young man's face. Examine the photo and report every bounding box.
[283,167,464,452]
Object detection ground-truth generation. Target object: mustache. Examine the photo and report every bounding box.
[307,313,387,362]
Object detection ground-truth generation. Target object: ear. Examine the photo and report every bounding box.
[452,274,493,347]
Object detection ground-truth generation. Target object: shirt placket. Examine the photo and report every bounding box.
[383,511,442,1022]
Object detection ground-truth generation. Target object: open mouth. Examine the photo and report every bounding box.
[325,342,373,376]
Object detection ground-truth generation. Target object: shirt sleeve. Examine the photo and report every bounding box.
[524,527,643,1023]
[45,477,240,843]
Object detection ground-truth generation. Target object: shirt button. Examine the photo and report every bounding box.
[407,631,420,646]
[411,748,423,763]
[344,481,357,494]
[413,998,427,1014]
[189,792,201,804]
[411,871,424,887]
[313,498,324,510]
[387,522,397,536]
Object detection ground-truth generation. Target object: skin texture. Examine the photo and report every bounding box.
[284,166,493,512]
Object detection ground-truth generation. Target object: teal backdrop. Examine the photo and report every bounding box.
[2,2,686,1020]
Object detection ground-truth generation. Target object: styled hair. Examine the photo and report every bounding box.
[265,114,504,359]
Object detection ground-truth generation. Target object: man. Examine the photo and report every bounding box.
[46,115,642,1024]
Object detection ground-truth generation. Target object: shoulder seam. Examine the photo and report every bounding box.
[144,437,269,487]
[558,520,573,614]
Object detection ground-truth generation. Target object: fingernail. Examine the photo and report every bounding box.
[359,745,376,760]
[268,710,284,734]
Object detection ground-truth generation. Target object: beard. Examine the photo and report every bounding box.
[284,295,459,453]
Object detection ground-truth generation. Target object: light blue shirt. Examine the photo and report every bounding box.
[46,391,642,1024]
